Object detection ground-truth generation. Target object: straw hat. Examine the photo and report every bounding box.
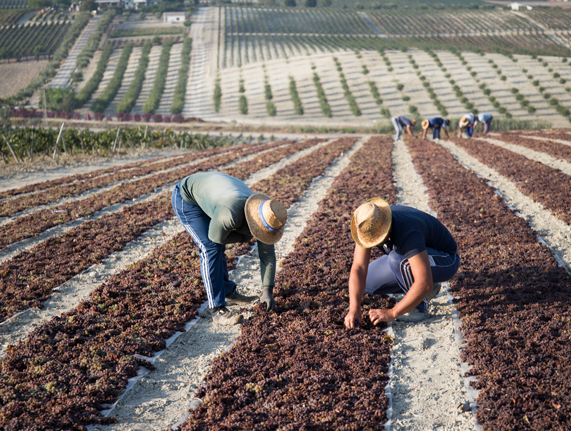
[421,119,430,130]
[460,116,471,126]
[410,119,417,126]
[245,193,287,245]
[350,198,392,249]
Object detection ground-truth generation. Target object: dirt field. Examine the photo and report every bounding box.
[0,60,48,99]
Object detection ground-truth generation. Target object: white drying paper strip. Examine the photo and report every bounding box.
[446,282,483,431]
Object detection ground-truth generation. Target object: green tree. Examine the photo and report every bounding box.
[45,87,76,113]
[285,0,296,6]
[29,0,51,9]
[305,0,316,6]
[79,0,95,11]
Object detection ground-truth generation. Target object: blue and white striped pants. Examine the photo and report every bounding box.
[364,247,460,312]
[171,183,236,309]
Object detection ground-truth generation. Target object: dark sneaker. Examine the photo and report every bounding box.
[225,288,258,306]
[211,306,243,326]
[426,282,442,302]
[397,308,429,322]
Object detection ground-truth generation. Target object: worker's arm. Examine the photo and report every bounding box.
[258,241,277,311]
[369,250,433,325]
[422,128,428,140]
[344,245,372,328]
[406,125,416,138]
[443,128,450,139]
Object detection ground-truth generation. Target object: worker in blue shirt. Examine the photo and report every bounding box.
[475,113,493,134]
[391,116,417,141]
[421,117,450,140]
[458,113,476,138]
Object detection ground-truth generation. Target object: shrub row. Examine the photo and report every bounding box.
[289,76,304,115]
[509,88,536,114]
[238,79,248,115]
[91,42,134,114]
[142,39,174,114]
[478,82,510,118]
[333,57,361,117]
[264,75,277,117]
[75,9,117,72]
[116,40,152,114]
[213,76,221,112]
[409,55,448,117]
[170,37,192,115]
[312,72,332,118]
[366,80,391,118]
[75,44,113,108]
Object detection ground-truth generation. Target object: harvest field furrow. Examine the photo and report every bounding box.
[407,138,571,430]
[0,142,277,249]
[453,138,571,226]
[497,132,571,163]
[0,138,325,365]
[0,137,356,429]
[0,142,289,322]
[178,136,394,430]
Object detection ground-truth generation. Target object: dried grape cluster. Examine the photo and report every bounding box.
[0,138,354,429]
[0,142,288,322]
[454,138,571,227]
[0,142,285,249]
[497,131,571,163]
[406,139,571,430]
[179,138,397,430]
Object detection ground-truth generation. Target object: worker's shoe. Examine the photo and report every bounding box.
[426,282,441,302]
[211,306,243,326]
[225,288,258,306]
[397,307,429,322]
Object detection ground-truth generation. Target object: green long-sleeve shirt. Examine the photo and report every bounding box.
[180,171,276,287]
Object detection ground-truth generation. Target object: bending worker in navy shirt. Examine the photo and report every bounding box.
[421,117,450,140]
[171,172,287,326]
[345,199,460,327]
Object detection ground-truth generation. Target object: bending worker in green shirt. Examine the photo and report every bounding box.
[171,172,287,325]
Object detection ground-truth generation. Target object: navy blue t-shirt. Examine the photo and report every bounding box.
[385,205,457,259]
[428,117,446,129]
[397,116,412,127]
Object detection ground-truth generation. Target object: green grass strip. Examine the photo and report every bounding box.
[91,42,134,114]
[116,40,152,114]
[143,39,174,114]
[289,76,303,115]
[312,72,332,118]
[170,37,192,115]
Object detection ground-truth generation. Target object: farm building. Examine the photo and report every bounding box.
[95,0,121,8]
[163,11,186,22]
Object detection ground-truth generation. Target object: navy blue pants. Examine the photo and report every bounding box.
[171,183,236,309]
[364,248,460,312]
[432,127,441,140]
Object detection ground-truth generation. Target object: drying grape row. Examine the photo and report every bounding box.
[180,137,396,430]
[406,138,571,429]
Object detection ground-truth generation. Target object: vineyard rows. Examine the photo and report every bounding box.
[1,129,571,429]
[0,0,27,9]
[0,21,69,58]
[0,9,26,25]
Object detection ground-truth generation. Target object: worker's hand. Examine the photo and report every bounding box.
[369,308,396,325]
[345,308,363,329]
[260,286,275,312]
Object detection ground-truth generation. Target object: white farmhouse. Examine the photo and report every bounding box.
[163,12,186,22]
[509,2,533,10]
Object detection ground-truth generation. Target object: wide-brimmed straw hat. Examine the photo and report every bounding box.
[245,193,287,245]
[421,119,430,129]
[410,119,417,126]
[460,117,471,126]
[351,198,392,249]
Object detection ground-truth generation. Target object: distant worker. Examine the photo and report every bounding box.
[171,172,287,325]
[345,199,460,326]
[421,117,450,140]
[391,116,416,142]
[458,113,476,138]
[475,113,494,134]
